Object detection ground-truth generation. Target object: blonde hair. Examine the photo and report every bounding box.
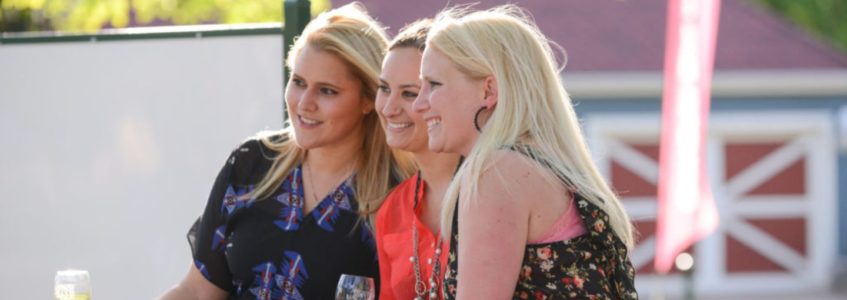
[430,5,634,248]
[251,2,415,217]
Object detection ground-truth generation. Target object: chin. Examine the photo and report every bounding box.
[386,141,404,151]
[427,142,446,153]
[292,136,317,150]
[293,140,312,150]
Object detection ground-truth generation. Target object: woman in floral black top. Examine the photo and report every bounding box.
[158,3,414,299]
[414,5,638,299]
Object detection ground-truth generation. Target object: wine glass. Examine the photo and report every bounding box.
[54,269,91,300]
[335,274,375,300]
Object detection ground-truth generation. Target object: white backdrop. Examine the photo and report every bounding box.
[0,34,284,299]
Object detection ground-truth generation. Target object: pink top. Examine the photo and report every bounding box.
[529,194,587,245]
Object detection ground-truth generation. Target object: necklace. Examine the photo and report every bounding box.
[410,172,443,300]
[304,159,351,205]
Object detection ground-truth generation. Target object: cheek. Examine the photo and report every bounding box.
[333,99,367,124]
[429,90,446,110]
[432,90,461,119]
[400,99,417,113]
[285,89,299,109]
[374,95,387,117]
[408,106,427,127]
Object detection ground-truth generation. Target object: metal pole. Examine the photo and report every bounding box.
[675,252,696,300]
[683,266,695,300]
[282,0,311,124]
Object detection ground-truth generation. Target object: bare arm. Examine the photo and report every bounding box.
[455,155,534,299]
[157,263,228,300]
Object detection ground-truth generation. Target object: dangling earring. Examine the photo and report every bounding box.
[473,106,486,132]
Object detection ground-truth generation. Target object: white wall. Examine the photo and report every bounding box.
[0,34,284,299]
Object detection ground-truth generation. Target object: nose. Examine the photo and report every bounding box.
[298,89,318,113]
[381,92,402,117]
[412,88,430,113]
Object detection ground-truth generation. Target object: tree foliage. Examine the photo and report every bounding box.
[757,0,847,53]
[1,0,330,32]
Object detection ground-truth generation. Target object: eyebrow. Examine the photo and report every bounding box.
[293,73,344,90]
[399,83,420,89]
[380,77,420,89]
[316,81,343,90]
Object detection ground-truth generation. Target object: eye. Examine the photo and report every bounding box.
[378,84,390,94]
[428,81,442,88]
[291,78,305,87]
[401,90,419,99]
[319,87,338,95]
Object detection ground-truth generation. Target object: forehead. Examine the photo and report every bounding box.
[292,45,358,84]
[382,48,422,80]
[420,47,455,75]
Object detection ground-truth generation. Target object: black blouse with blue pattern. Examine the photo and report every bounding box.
[188,137,379,300]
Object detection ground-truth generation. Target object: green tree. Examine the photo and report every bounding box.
[1,0,330,32]
[757,0,847,53]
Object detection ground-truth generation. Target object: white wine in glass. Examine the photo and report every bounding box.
[335,274,375,300]
[54,270,91,300]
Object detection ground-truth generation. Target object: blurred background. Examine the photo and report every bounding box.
[1,0,846,299]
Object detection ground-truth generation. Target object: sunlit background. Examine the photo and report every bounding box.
[1,1,846,299]
[1,0,330,32]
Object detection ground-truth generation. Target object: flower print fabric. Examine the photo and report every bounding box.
[441,147,637,299]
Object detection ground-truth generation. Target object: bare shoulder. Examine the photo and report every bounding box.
[467,150,559,206]
[460,150,555,214]
[486,149,542,177]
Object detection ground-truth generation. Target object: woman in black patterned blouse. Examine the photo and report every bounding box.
[158,3,414,299]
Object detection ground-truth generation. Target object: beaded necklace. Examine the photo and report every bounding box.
[410,172,443,300]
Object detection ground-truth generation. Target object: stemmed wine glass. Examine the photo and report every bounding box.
[335,274,375,300]
[54,269,91,300]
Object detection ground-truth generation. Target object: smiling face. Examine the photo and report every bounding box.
[414,47,486,155]
[375,47,429,153]
[285,45,373,151]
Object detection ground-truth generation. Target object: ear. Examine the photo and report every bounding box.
[361,96,375,114]
[482,75,498,109]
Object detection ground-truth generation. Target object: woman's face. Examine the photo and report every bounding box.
[414,47,486,155]
[286,45,373,151]
[375,47,429,153]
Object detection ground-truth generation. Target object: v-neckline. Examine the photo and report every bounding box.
[412,173,440,240]
[295,164,356,216]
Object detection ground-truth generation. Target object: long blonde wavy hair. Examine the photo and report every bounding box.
[251,2,415,217]
[430,5,634,248]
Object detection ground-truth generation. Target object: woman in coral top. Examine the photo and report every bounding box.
[374,19,460,300]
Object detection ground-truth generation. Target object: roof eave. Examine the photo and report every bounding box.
[563,69,847,99]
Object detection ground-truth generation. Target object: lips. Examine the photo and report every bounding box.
[387,121,413,129]
[298,115,322,127]
[425,117,441,131]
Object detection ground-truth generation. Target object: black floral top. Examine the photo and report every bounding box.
[442,148,638,299]
[188,137,379,300]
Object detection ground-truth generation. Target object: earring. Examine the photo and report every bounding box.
[473,106,486,132]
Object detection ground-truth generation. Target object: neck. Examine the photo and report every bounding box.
[414,149,460,194]
[458,134,479,157]
[304,135,363,176]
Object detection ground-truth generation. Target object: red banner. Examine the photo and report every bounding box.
[655,0,722,273]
